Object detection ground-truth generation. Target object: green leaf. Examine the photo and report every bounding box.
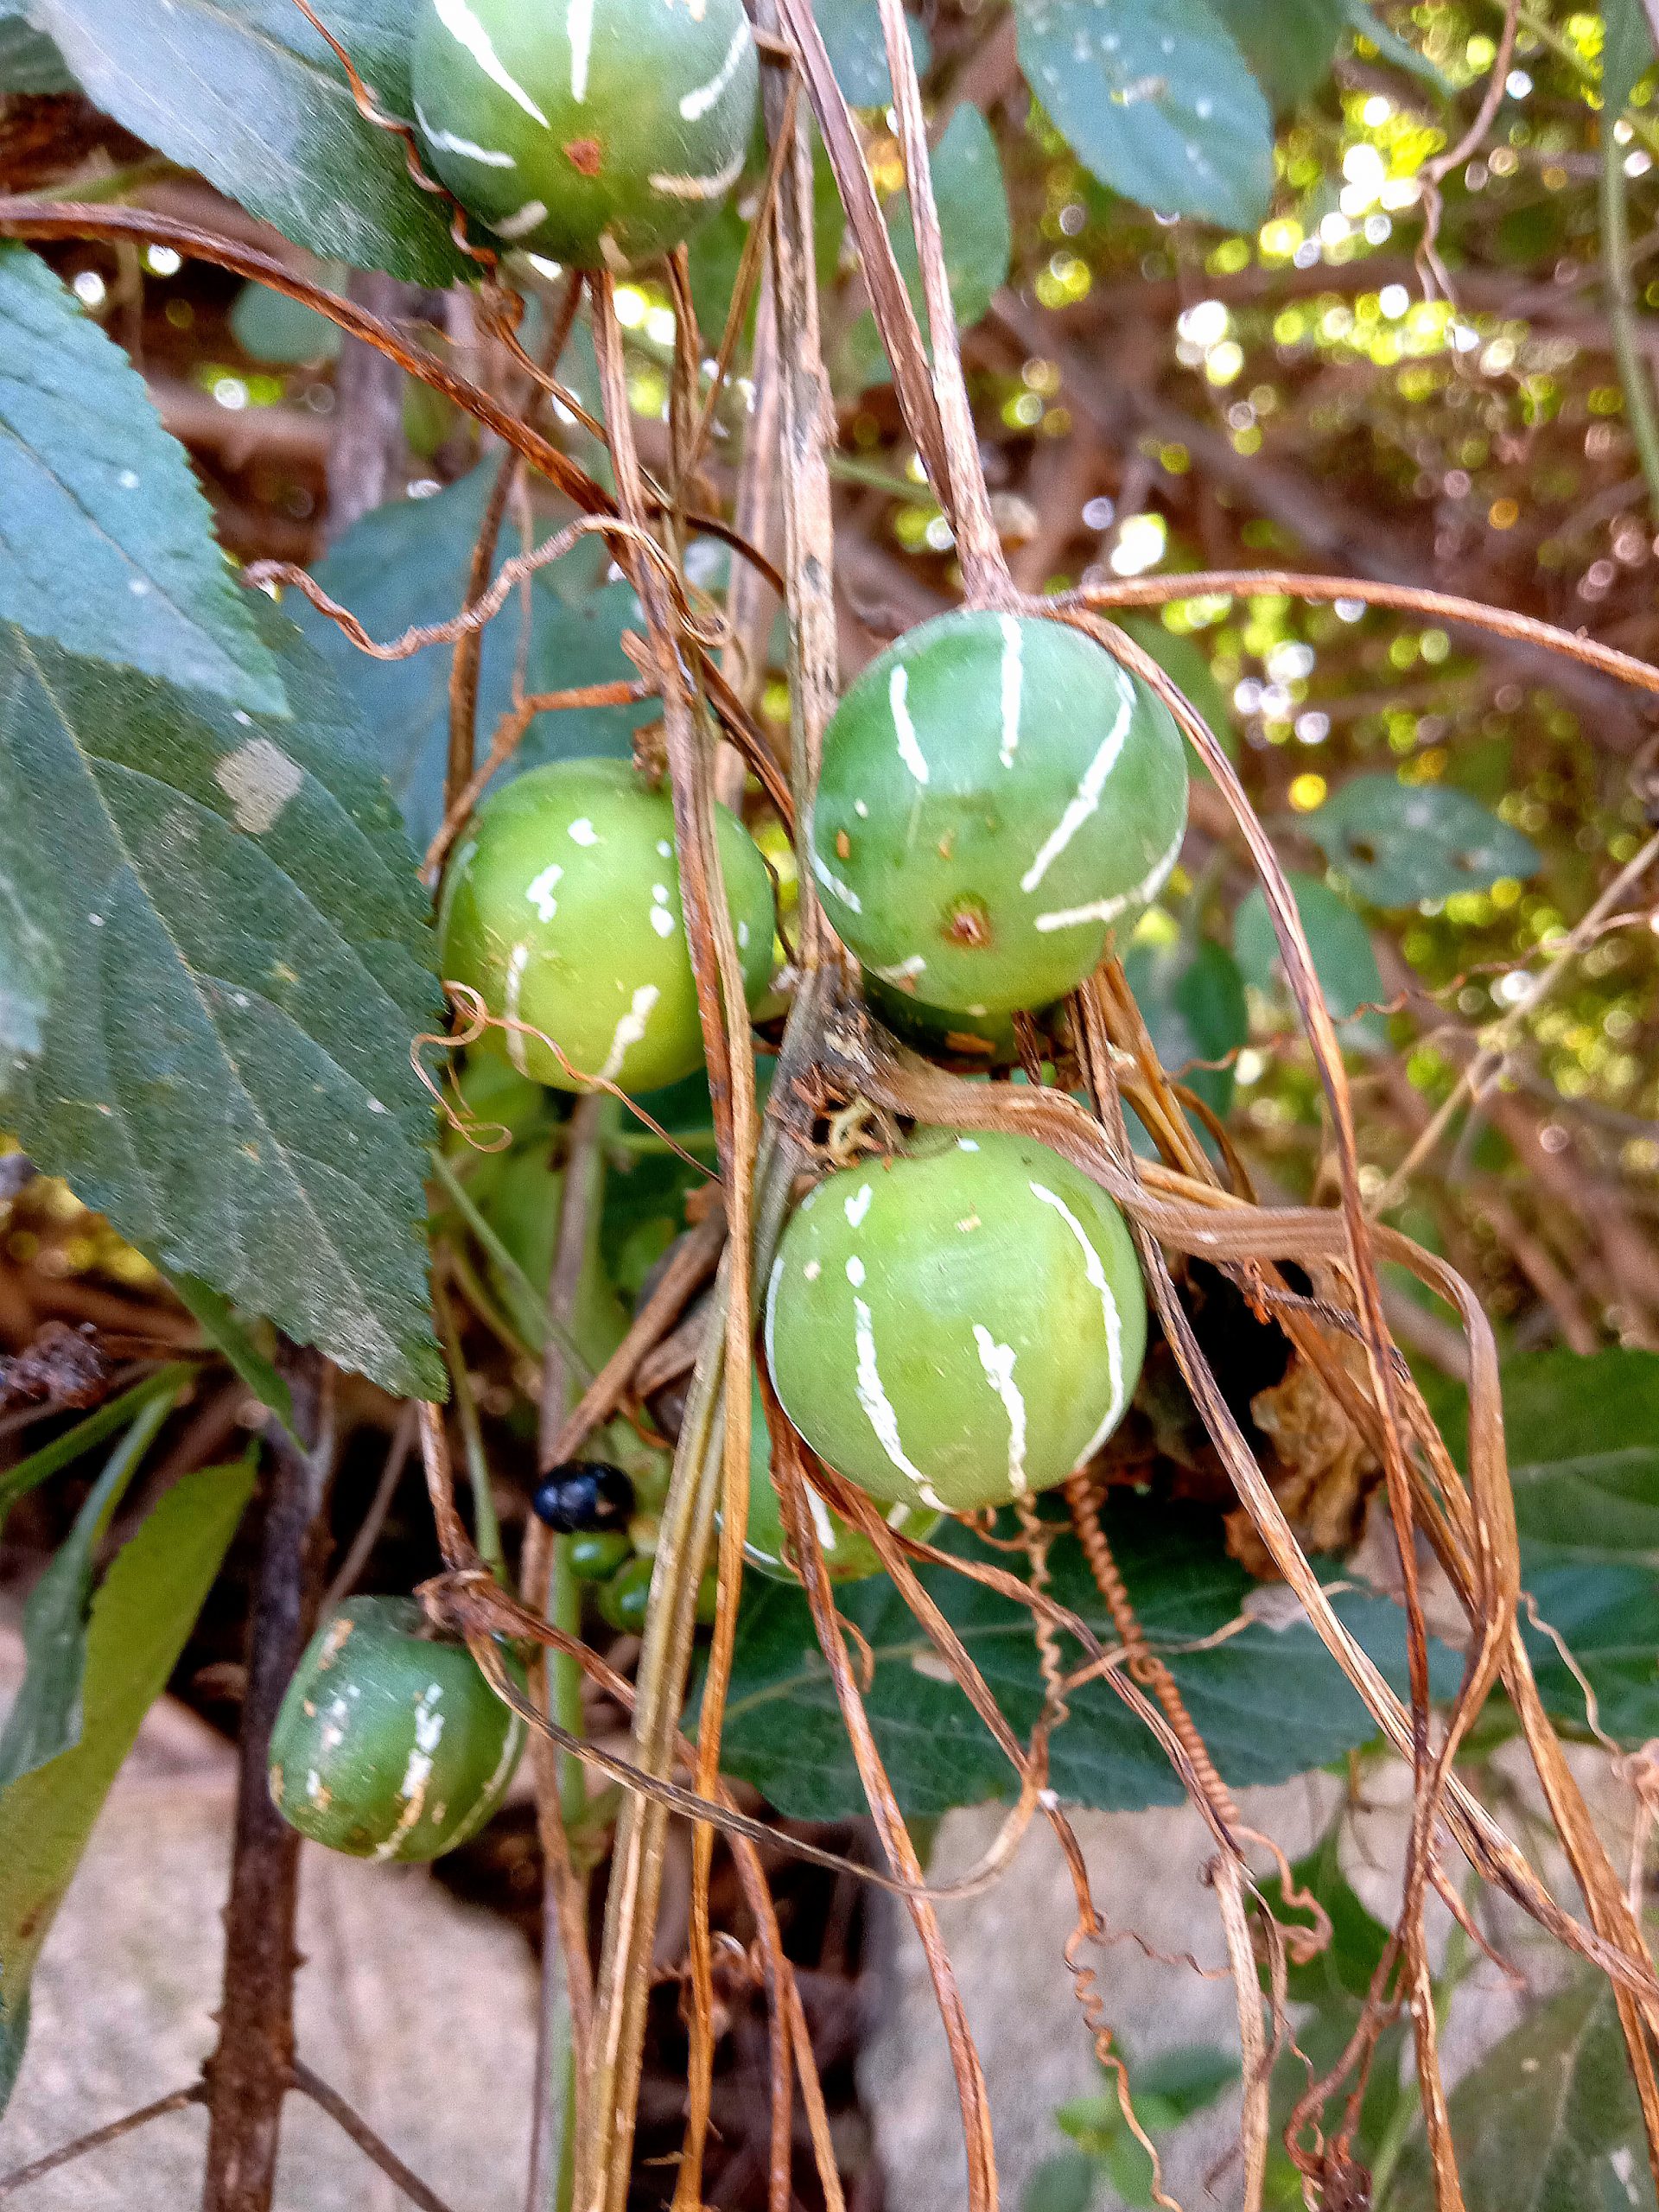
[1416,1350,1659,1745]
[35,0,469,286]
[1390,1976,1659,2212]
[167,1274,296,1432]
[1022,2152,1101,2212]
[843,105,1011,391]
[1122,935,1248,1118]
[1207,0,1344,111]
[0,1457,256,2110]
[1116,616,1236,765]
[1300,776,1540,906]
[0,1366,194,1537]
[715,1494,1457,1820]
[1234,873,1386,1048]
[0,607,445,1398]
[290,468,655,850]
[0,246,287,718]
[0,878,50,1084]
[0,1386,178,1791]
[0,16,73,92]
[230,277,344,365]
[814,0,931,106]
[1015,0,1274,229]
[1605,0,1657,111]
[1343,0,1450,92]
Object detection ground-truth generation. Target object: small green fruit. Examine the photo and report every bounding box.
[598,1553,655,1632]
[567,1528,632,1581]
[764,1129,1147,1513]
[734,1377,938,1582]
[439,759,775,1095]
[268,1597,523,1862]
[410,0,758,270]
[810,611,1188,1016]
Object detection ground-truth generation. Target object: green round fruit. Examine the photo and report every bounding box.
[410,0,758,271]
[731,1376,940,1583]
[764,1129,1147,1513]
[810,611,1188,1017]
[568,1528,632,1581]
[598,1553,655,1632]
[268,1597,524,1862]
[863,972,1025,1068]
[439,759,775,1095]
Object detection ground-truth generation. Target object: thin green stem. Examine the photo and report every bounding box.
[429,1149,594,1385]
[1602,118,1659,523]
[433,1279,505,1580]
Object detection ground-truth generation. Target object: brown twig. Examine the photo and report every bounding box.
[0,2087,205,2202]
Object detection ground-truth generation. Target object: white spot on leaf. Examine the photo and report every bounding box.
[214,737,302,835]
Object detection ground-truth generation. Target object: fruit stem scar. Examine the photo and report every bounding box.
[852,1295,946,1510]
[1033,823,1185,933]
[998,613,1023,770]
[433,0,552,126]
[679,19,750,117]
[1027,1181,1125,1458]
[972,1323,1028,1496]
[889,663,930,785]
[1018,667,1135,892]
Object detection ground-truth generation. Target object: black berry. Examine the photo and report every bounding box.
[531,1460,635,1535]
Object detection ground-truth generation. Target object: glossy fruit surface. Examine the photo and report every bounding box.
[862,972,1026,1068]
[810,611,1188,1016]
[269,1597,523,1862]
[439,759,774,1094]
[568,1529,632,1581]
[532,1459,634,1533]
[732,1376,940,1583]
[598,1553,655,1632]
[764,1129,1147,1513]
[410,0,757,270]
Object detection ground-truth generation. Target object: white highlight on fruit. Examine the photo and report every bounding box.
[871,953,926,982]
[413,101,518,165]
[679,19,750,117]
[568,816,599,845]
[1027,1180,1125,1460]
[852,1296,945,1510]
[503,942,531,1074]
[737,919,750,950]
[854,798,869,818]
[214,738,302,835]
[957,1137,980,1151]
[568,0,595,100]
[1032,823,1184,934]
[972,1323,1028,1497]
[433,0,551,126]
[372,1681,446,1860]
[762,1252,785,1384]
[997,613,1023,770]
[804,1259,821,1281]
[524,862,563,920]
[810,846,862,912]
[598,982,659,1080]
[845,1255,866,1286]
[843,1181,874,1228]
[657,838,674,857]
[649,882,675,938]
[649,149,746,200]
[494,200,550,240]
[1018,668,1134,893]
[888,664,930,785]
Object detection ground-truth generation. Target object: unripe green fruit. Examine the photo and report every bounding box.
[810,612,1188,1016]
[764,1129,1147,1514]
[568,1528,632,1580]
[268,1598,524,1862]
[439,760,775,1095]
[862,972,1026,1068]
[598,1552,655,1632]
[733,1376,940,1584]
[410,0,758,271]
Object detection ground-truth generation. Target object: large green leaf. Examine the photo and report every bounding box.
[0,1387,177,1790]
[1015,0,1274,229]
[0,247,286,717]
[0,1458,256,2111]
[291,468,655,849]
[1391,1976,1659,2212]
[1604,0,1657,112]
[1300,776,1540,907]
[1122,934,1248,1118]
[1116,616,1236,764]
[1207,0,1342,111]
[1424,1350,1659,1744]
[0,610,444,1397]
[1234,872,1387,1050]
[814,0,931,105]
[843,105,1011,391]
[715,1496,1454,1819]
[0,1367,193,1537]
[35,0,468,285]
